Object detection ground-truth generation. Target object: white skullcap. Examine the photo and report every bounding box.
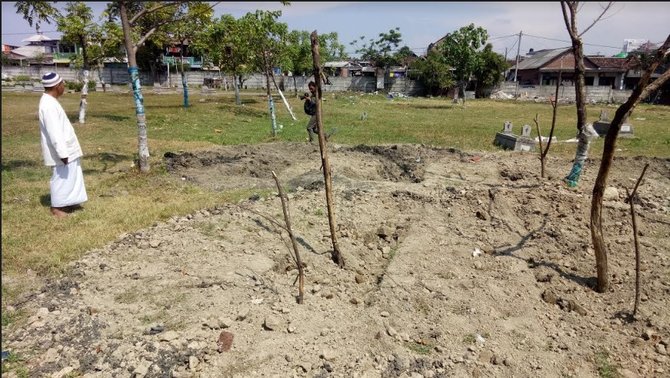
[41,72,63,87]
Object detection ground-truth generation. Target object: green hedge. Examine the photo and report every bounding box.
[65,80,96,92]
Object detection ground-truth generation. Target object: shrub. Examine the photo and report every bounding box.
[66,81,83,92]
[65,80,97,92]
[13,75,31,82]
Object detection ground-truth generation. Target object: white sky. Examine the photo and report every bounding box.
[2,2,669,57]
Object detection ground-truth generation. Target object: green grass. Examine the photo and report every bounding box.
[2,89,669,305]
[404,340,433,355]
[462,333,477,344]
[0,351,30,378]
[595,349,621,378]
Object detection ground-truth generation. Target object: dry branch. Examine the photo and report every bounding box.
[271,171,305,304]
[627,163,649,316]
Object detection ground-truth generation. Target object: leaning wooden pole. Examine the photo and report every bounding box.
[627,163,649,317]
[310,31,344,268]
[271,171,305,303]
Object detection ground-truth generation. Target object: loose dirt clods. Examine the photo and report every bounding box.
[3,142,669,377]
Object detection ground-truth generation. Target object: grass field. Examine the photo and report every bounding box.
[2,88,669,302]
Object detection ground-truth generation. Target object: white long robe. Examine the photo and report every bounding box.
[39,93,87,207]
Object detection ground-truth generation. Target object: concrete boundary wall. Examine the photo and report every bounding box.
[496,82,633,103]
[2,65,632,102]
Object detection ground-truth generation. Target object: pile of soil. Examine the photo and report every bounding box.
[3,142,669,378]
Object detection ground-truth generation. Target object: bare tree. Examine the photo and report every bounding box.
[559,3,670,293]
[534,64,562,178]
[560,1,613,188]
[590,36,669,292]
[114,1,214,173]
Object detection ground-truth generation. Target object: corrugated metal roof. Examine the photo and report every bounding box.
[10,45,48,59]
[324,61,352,68]
[588,57,629,70]
[514,48,571,70]
[22,34,56,43]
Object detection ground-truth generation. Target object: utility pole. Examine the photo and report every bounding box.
[513,31,522,82]
[504,47,508,80]
[514,30,522,97]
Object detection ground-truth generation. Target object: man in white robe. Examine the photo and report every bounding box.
[38,72,88,218]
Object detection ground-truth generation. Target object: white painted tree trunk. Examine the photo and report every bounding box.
[98,65,106,93]
[79,70,89,124]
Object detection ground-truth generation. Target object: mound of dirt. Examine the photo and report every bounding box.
[3,143,669,377]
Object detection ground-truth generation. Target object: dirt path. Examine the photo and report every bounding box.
[3,143,669,378]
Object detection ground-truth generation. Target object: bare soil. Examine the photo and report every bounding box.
[3,142,670,378]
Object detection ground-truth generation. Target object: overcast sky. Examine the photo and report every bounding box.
[2,1,669,58]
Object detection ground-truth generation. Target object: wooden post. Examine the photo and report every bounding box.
[310,31,344,268]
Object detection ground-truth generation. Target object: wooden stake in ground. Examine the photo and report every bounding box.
[310,30,345,268]
[626,163,649,317]
[271,171,305,303]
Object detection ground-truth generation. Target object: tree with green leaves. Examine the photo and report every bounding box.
[472,43,508,98]
[87,14,124,93]
[15,1,61,34]
[319,32,348,63]
[14,1,61,74]
[57,1,96,123]
[285,30,312,95]
[135,40,167,85]
[107,1,215,173]
[169,3,213,108]
[241,10,289,136]
[351,27,405,70]
[394,46,416,67]
[285,30,347,95]
[409,50,454,96]
[437,23,488,104]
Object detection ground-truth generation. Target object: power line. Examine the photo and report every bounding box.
[523,33,622,50]
[488,34,519,41]
[2,30,59,35]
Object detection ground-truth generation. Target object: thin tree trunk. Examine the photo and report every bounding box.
[234,74,241,105]
[311,31,344,268]
[627,164,648,316]
[271,171,305,304]
[79,69,89,124]
[561,1,608,188]
[537,70,562,178]
[180,46,189,108]
[98,64,106,93]
[120,1,150,173]
[264,53,277,136]
[590,35,669,293]
[79,37,89,124]
[461,81,467,106]
[533,114,545,177]
[563,37,590,187]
